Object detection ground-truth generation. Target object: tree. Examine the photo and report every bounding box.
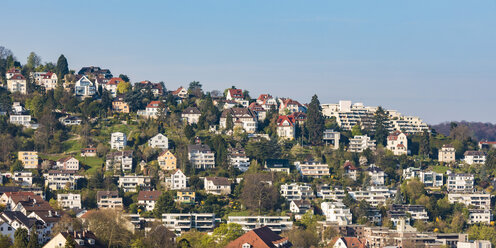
[117,81,132,94]
[305,94,325,145]
[140,222,175,248]
[13,228,28,248]
[468,225,496,246]
[65,235,76,248]
[184,124,195,140]
[225,112,234,130]
[153,192,176,218]
[27,226,39,248]
[0,234,12,248]
[10,160,24,172]
[118,74,130,82]
[84,209,133,247]
[26,52,42,69]
[240,173,279,214]
[351,124,362,136]
[56,54,69,80]
[418,130,430,157]
[374,106,389,146]
[285,227,319,248]
[210,223,244,247]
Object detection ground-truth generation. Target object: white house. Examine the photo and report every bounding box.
[367,164,386,186]
[463,151,486,165]
[276,115,296,140]
[321,201,352,225]
[468,209,492,224]
[57,193,82,209]
[387,131,408,155]
[219,108,258,133]
[188,144,215,169]
[204,177,231,195]
[110,132,127,150]
[138,101,164,119]
[280,183,314,201]
[118,175,151,192]
[165,169,188,190]
[290,200,312,215]
[181,107,201,125]
[75,76,96,97]
[448,191,491,209]
[9,114,32,128]
[7,74,27,94]
[419,171,444,188]
[348,186,396,207]
[447,173,474,192]
[294,161,330,178]
[56,157,79,171]
[343,161,358,181]
[228,148,250,172]
[11,171,33,186]
[439,144,456,163]
[256,94,278,110]
[137,191,162,212]
[37,72,58,90]
[348,135,376,153]
[97,191,123,209]
[162,213,216,234]
[228,215,293,234]
[43,170,83,190]
[148,133,169,149]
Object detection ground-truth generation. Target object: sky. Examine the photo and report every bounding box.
[1,0,495,124]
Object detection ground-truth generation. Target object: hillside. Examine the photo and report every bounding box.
[431,121,496,141]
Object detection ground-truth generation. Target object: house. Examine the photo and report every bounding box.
[139,100,164,119]
[332,237,366,248]
[468,209,492,224]
[97,191,123,209]
[137,191,162,211]
[321,201,352,225]
[97,77,121,97]
[290,112,307,125]
[37,72,58,90]
[228,216,293,234]
[226,88,249,107]
[280,183,314,201]
[0,216,15,241]
[57,193,82,209]
[135,80,164,97]
[56,157,79,171]
[248,102,267,121]
[18,151,39,169]
[447,173,474,192]
[403,167,421,180]
[11,171,33,186]
[225,226,292,248]
[278,98,306,114]
[388,204,429,226]
[112,100,130,113]
[78,66,113,79]
[118,175,151,192]
[106,151,133,172]
[165,169,187,190]
[148,133,169,149]
[348,135,376,153]
[294,161,330,178]
[6,68,21,79]
[463,151,486,165]
[171,86,188,99]
[419,171,444,187]
[204,177,231,195]
[0,211,44,243]
[457,240,491,248]
[43,170,82,190]
[348,186,396,207]
[439,144,456,163]
[323,129,341,149]
[176,190,196,204]
[219,108,258,133]
[290,200,312,215]
[7,74,27,94]
[276,115,296,139]
[256,94,278,110]
[162,213,215,234]
[59,116,82,126]
[317,185,346,201]
[81,148,97,157]
[366,164,386,185]
[228,148,250,172]
[387,131,408,155]
[75,76,96,97]
[188,144,215,169]
[1,192,44,211]
[265,159,291,174]
[343,161,358,180]
[9,113,33,128]
[181,107,201,124]
[479,141,496,150]
[448,191,491,209]
[43,230,103,248]
[158,150,177,171]
[110,132,127,150]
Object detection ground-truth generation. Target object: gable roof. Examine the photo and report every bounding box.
[228,88,244,99]
[59,230,104,248]
[107,77,123,85]
[137,191,162,201]
[343,161,358,171]
[226,226,292,248]
[388,130,405,140]
[333,237,366,248]
[146,101,161,108]
[57,156,77,163]
[182,107,201,115]
[8,74,26,80]
[205,177,230,186]
[276,115,295,127]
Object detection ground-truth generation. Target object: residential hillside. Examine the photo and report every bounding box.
[432,121,496,141]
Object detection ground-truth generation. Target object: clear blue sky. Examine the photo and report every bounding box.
[1,0,495,124]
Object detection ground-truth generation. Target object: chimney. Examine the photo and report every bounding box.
[48,210,52,217]
[74,230,76,238]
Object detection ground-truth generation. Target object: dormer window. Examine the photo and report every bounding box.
[242,243,252,248]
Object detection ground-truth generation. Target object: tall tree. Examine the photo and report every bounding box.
[153,192,176,218]
[305,94,325,145]
[225,112,234,130]
[13,228,28,248]
[374,106,389,146]
[56,54,69,80]
[241,173,279,214]
[65,235,76,248]
[26,52,42,69]
[27,226,39,248]
[351,124,362,136]
[118,74,130,82]
[418,130,430,157]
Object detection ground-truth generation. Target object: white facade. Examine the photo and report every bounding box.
[75,76,96,97]
[387,131,408,155]
[367,164,385,185]
[162,213,215,234]
[439,145,456,163]
[294,161,330,178]
[57,193,82,209]
[419,171,444,187]
[448,192,491,209]
[43,170,82,190]
[447,174,474,192]
[118,175,151,192]
[56,157,79,171]
[204,177,231,195]
[165,170,187,190]
[280,183,314,201]
[11,171,33,186]
[148,133,169,149]
[468,209,492,224]
[323,129,340,149]
[9,114,32,127]
[464,151,486,165]
[7,74,27,94]
[110,132,127,150]
[317,185,346,201]
[188,144,215,169]
[321,201,352,225]
[349,135,376,153]
[228,216,293,234]
[106,151,133,172]
[457,240,492,248]
[97,191,123,209]
[348,186,396,207]
[228,149,250,172]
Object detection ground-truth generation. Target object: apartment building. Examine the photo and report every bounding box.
[57,193,82,209]
[228,148,250,172]
[106,151,133,172]
[321,101,376,131]
[323,129,340,149]
[18,151,38,169]
[468,209,492,224]
[448,192,491,209]
[158,150,177,171]
[162,213,216,234]
[349,135,376,153]
[294,161,330,178]
[348,186,396,207]
[118,175,152,192]
[321,201,352,225]
[317,185,346,201]
[181,107,201,124]
[228,216,293,234]
[97,191,123,209]
[188,144,215,169]
[419,171,444,188]
[11,171,33,186]
[43,170,82,190]
[219,108,258,133]
[280,183,314,201]
[110,132,127,150]
[439,144,456,163]
[463,151,486,165]
[388,204,429,226]
[447,173,474,192]
[7,74,27,94]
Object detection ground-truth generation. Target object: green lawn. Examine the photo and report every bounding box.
[432,165,450,174]
[76,155,104,174]
[62,139,83,153]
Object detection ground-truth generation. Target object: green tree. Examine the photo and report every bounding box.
[117,81,132,94]
[153,192,176,218]
[305,94,325,145]
[419,130,430,157]
[374,106,389,146]
[56,54,69,80]
[351,124,362,136]
[184,124,195,140]
[0,234,12,248]
[65,235,76,248]
[118,74,130,82]
[13,228,28,248]
[26,52,41,69]
[27,226,39,248]
[468,225,496,246]
[225,112,234,130]
[211,223,244,246]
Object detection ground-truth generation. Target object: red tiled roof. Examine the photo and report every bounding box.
[226,226,292,248]
[172,87,185,95]
[276,115,295,127]
[146,101,161,108]
[228,89,243,99]
[107,77,123,85]
[9,74,25,80]
[388,130,404,140]
[344,161,357,171]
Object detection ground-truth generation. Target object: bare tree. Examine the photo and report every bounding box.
[240,173,279,214]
